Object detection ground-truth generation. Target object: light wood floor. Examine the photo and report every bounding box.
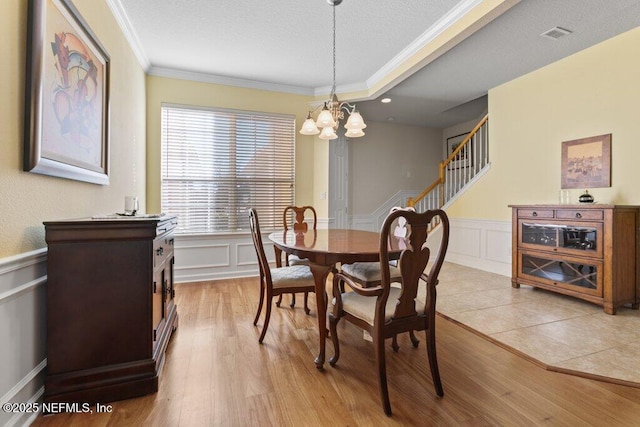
[34,274,640,426]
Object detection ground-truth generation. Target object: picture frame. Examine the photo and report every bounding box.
[24,0,110,185]
[446,132,472,169]
[561,134,611,189]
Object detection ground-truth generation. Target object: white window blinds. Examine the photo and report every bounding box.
[161,104,295,234]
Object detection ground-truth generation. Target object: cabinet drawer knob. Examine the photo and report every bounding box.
[532,211,538,217]
[156,247,164,256]
[575,212,582,218]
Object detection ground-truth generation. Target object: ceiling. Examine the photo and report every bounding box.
[112,0,640,128]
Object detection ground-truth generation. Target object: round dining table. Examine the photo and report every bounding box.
[268,228,401,369]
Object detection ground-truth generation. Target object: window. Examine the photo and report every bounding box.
[161,104,295,234]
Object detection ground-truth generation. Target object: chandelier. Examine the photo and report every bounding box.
[299,0,367,140]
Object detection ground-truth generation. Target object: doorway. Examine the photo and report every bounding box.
[328,135,349,228]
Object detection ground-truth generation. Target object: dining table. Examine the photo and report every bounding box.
[268,228,401,369]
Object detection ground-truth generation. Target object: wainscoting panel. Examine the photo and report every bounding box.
[486,228,513,264]
[449,225,482,258]
[175,233,272,283]
[446,218,511,277]
[0,249,48,427]
[172,218,512,283]
[237,242,259,266]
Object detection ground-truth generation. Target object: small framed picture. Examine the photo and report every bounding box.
[561,134,611,189]
[446,132,472,169]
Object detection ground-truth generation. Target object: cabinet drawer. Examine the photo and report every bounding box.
[153,234,174,268]
[555,209,603,221]
[517,209,554,219]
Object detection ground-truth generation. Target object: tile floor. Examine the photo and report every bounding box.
[436,262,640,386]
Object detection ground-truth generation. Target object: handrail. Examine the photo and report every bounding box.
[407,114,489,210]
[407,177,440,207]
[443,114,487,167]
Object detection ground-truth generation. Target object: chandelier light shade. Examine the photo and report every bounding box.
[319,126,338,140]
[299,0,367,139]
[300,113,320,135]
[316,106,337,128]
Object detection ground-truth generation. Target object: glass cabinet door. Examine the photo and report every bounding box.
[519,251,602,296]
[518,220,602,258]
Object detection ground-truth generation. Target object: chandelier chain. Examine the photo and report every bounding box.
[297,0,365,139]
[332,2,336,96]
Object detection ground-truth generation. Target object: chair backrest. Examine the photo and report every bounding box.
[249,208,273,283]
[379,208,450,322]
[389,206,415,238]
[283,205,317,232]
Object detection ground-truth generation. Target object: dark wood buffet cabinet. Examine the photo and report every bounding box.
[510,204,640,314]
[43,215,178,403]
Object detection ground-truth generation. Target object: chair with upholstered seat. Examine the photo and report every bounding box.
[335,206,419,351]
[275,205,317,314]
[249,208,316,343]
[328,208,450,416]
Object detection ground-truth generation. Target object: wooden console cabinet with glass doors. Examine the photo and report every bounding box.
[510,204,640,314]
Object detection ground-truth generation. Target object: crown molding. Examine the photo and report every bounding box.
[106,0,480,99]
[147,66,314,95]
[313,81,369,98]
[366,0,483,91]
[106,0,151,71]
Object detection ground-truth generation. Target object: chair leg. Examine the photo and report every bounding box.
[426,328,443,397]
[328,313,341,366]
[258,296,273,344]
[391,332,418,351]
[391,334,399,352]
[409,330,420,348]
[253,277,265,326]
[375,333,392,416]
[303,291,310,315]
[290,293,296,308]
[275,294,283,307]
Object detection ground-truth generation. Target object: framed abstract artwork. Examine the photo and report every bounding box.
[561,134,611,189]
[24,0,110,185]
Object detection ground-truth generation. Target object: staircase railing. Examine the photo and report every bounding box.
[407,114,489,225]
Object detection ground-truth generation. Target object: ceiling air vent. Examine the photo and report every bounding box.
[540,26,572,40]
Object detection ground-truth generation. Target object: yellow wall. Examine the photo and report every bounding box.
[145,76,320,216]
[0,0,146,258]
[447,26,640,221]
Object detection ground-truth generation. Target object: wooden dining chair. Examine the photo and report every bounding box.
[328,208,450,416]
[275,205,317,314]
[335,206,419,351]
[249,208,316,343]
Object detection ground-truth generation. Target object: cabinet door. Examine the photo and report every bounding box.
[518,219,603,258]
[152,266,166,346]
[164,256,175,316]
[518,250,603,297]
